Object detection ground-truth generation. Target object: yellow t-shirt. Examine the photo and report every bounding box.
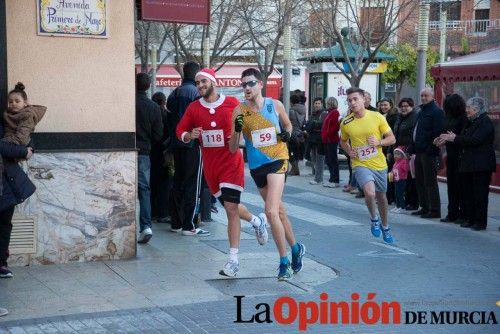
[340,110,391,171]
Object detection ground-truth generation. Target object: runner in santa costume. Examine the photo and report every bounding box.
[176,68,268,277]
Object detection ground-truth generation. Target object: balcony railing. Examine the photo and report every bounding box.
[428,19,499,36]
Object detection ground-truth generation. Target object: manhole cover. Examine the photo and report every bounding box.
[206,277,306,296]
[201,239,272,254]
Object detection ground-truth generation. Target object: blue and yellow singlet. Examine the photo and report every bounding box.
[241,98,289,170]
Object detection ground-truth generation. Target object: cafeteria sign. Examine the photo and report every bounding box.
[37,0,108,38]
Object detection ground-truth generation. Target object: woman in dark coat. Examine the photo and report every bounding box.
[438,94,468,223]
[439,97,495,231]
[0,121,35,278]
[393,97,419,210]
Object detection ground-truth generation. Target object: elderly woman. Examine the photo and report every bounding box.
[321,97,341,187]
[439,97,495,231]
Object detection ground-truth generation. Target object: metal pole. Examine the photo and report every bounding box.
[203,26,210,68]
[439,10,447,63]
[150,44,157,96]
[416,1,430,101]
[282,24,292,114]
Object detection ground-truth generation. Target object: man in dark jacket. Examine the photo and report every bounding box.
[410,88,445,218]
[166,61,210,236]
[136,73,163,243]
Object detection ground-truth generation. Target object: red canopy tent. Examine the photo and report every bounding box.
[431,47,500,190]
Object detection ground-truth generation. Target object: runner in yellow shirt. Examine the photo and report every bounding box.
[340,87,396,243]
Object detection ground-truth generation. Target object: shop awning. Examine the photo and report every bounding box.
[431,47,500,82]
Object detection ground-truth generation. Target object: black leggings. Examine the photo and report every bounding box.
[0,206,16,267]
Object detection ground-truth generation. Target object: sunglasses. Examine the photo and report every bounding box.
[241,80,259,89]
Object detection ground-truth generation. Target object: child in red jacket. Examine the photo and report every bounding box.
[389,146,409,213]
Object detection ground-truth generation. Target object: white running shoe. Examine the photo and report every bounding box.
[181,228,210,236]
[219,260,239,277]
[309,180,319,185]
[137,228,152,244]
[254,213,269,245]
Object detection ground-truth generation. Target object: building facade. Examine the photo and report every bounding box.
[398,0,500,56]
[1,0,137,266]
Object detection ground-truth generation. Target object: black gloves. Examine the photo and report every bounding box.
[278,131,291,142]
[234,114,244,132]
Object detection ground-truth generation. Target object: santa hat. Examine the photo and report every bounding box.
[195,68,216,83]
[393,146,406,157]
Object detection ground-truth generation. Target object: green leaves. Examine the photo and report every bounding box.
[383,43,438,89]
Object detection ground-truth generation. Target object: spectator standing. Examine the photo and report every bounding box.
[378,97,398,205]
[135,73,163,243]
[393,98,419,210]
[410,88,445,219]
[321,97,341,187]
[150,92,172,224]
[167,61,210,236]
[389,147,409,213]
[306,97,326,184]
[364,91,378,111]
[438,97,495,231]
[0,83,37,278]
[438,94,468,223]
[288,94,306,176]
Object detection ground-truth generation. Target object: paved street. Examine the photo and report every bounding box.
[1,162,499,333]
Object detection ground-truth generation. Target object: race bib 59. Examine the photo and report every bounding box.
[251,127,277,148]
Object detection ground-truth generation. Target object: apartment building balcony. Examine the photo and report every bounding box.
[428,19,500,36]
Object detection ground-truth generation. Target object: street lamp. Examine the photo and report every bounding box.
[416,0,430,101]
[150,44,157,96]
[283,24,292,114]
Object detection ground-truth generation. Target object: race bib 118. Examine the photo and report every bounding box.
[202,129,225,147]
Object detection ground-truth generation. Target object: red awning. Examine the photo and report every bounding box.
[137,64,282,88]
[431,47,500,82]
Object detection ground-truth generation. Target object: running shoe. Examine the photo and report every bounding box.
[219,260,239,277]
[291,243,306,273]
[137,228,152,244]
[370,218,381,238]
[254,213,268,245]
[0,266,13,278]
[182,228,210,236]
[382,227,394,244]
[277,263,293,281]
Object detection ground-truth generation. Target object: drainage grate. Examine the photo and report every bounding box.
[206,277,306,296]
[10,218,36,254]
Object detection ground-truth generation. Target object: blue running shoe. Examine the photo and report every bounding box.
[382,227,394,244]
[277,263,293,281]
[291,243,306,273]
[370,218,381,238]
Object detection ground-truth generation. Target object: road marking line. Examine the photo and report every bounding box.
[241,193,361,226]
[357,242,417,257]
[370,241,416,255]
